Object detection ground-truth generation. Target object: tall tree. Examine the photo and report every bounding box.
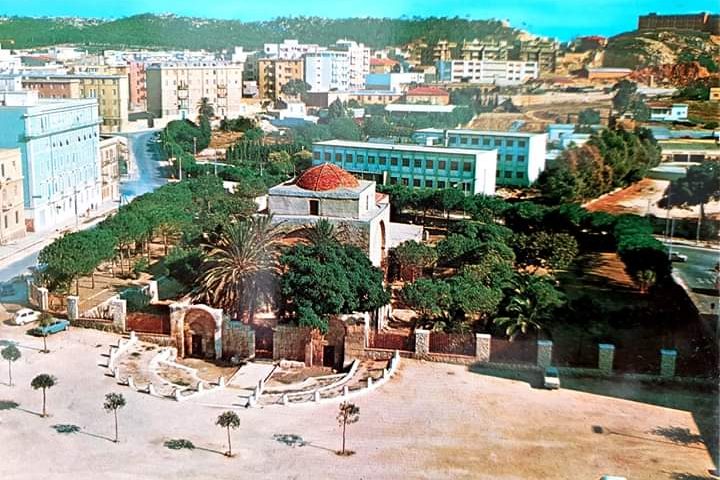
[494,274,565,340]
[103,392,127,443]
[216,411,241,457]
[31,373,56,417]
[198,97,215,119]
[1,343,21,386]
[337,402,360,455]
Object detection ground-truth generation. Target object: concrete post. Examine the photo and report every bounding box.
[110,298,127,332]
[218,376,225,387]
[314,390,321,402]
[113,367,120,381]
[127,375,135,390]
[598,344,615,375]
[660,349,677,378]
[536,340,553,368]
[414,329,430,358]
[475,334,491,363]
[343,385,349,396]
[367,377,373,388]
[148,383,157,396]
[282,394,289,405]
[37,286,49,311]
[196,381,204,393]
[66,295,80,321]
[146,280,159,303]
[174,388,183,401]
[129,331,137,342]
[382,368,388,379]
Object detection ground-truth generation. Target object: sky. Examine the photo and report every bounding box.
[0,0,717,40]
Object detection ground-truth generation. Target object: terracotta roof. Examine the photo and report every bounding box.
[370,58,399,66]
[406,86,450,97]
[296,163,360,191]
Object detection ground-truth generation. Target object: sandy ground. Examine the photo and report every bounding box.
[0,326,716,480]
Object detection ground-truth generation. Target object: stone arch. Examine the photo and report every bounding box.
[170,303,223,359]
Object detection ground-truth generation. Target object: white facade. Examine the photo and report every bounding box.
[0,87,102,232]
[438,60,539,85]
[304,51,350,92]
[263,40,322,60]
[333,40,370,91]
[650,104,689,122]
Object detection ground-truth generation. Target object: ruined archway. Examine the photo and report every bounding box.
[170,303,223,359]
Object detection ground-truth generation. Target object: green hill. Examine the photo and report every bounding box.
[0,14,521,51]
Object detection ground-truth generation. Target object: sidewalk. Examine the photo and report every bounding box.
[0,200,120,271]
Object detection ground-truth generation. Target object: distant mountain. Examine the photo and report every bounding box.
[603,29,720,71]
[0,14,522,50]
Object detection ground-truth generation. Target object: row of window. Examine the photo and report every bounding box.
[450,136,527,148]
[497,170,525,179]
[315,150,475,172]
[388,177,471,189]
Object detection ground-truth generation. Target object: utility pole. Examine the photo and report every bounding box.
[74,187,79,229]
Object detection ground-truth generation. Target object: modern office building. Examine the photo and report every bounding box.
[412,128,547,187]
[0,148,26,242]
[257,59,304,100]
[333,40,371,91]
[311,140,497,195]
[0,78,102,232]
[146,62,244,119]
[436,60,539,85]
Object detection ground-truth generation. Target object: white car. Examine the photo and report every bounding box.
[13,308,40,326]
[669,252,688,262]
[543,367,560,390]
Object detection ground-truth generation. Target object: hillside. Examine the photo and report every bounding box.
[603,29,720,70]
[0,14,522,50]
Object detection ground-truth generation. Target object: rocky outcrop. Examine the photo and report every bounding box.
[629,62,715,86]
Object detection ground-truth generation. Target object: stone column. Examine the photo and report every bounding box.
[169,303,186,358]
[475,334,491,363]
[660,349,677,378]
[110,298,127,331]
[414,329,430,358]
[146,280,159,303]
[66,295,80,321]
[536,340,553,368]
[247,328,256,359]
[598,344,615,375]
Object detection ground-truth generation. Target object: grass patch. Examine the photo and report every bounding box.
[164,438,195,450]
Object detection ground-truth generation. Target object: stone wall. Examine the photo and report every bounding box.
[222,321,255,360]
[344,323,368,363]
[273,325,313,363]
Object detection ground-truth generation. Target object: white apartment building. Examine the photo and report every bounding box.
[333,40,370,91]
[304,51,350,92]
[263,40,322,60]
[145,62,244,119]
[437,60,539,86]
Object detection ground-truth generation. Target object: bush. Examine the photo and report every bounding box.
[121,288,151,313]
[132,258,150,279]
[164,439,195,450]
[703,121,719,130]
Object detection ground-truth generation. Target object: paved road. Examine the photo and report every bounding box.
[0,130,166,283]
[665,242,720,293]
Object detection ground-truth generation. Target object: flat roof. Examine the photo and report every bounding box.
[415,127,546,139]
[313,140,497,157]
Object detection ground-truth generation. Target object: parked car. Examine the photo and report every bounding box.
[13,308,40,325]
[669,252,688,262]
[29,319,70,336]
[543,367,560,390]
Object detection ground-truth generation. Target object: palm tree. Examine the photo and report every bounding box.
[195,216,283,321]
[198,97,215,119]
[304,218,339,247]
[216,411,240,457]
[494,296,544,340]
[31,373,56,417]
[337,402,360,455]
[103,392,127,443]
[493,274,564,341]
[1,344,21,386]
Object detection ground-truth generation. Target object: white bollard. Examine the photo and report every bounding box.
[148,383,157,396]
[196,382,204,393]
[129,331,137,342]
[382,368,388,379]
[218,376,225,387]
[314,390,321,402]
[367,377,373,388]
[127,375,135,390]
[113,367,120,380]
[282,394,289,405]
[343,385,349,396]
[174,388,183,402]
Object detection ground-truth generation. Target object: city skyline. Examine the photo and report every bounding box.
[0,0,717,40]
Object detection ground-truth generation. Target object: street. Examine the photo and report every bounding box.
[0,130,166,283]
[666,242,720,294]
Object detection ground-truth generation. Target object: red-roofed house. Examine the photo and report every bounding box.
[404,86,451,105]
[369,57,400,74]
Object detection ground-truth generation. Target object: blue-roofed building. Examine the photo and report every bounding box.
[311,140,497,195]
[412,128,546,187]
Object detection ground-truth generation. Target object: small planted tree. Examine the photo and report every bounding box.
[216,411,240,457]
[337,402,360,455]
[31,373,57,417]
[1,344,21,386]
[37,312,53,353]
[103,393,127,443]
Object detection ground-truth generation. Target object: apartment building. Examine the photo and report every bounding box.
[257,59,304,100]
[22,76,82,99]
[146,62,244,119]
[0,148,26,242]
[413,128,547,187]
[311,140,497,195]
[99,135,125,203]
[513,39,558,74]
[263,40,322,60]
[436,60,539,85]
[0,78,102,232]
[433,40,458,62]
[128,62,146,111]
[638,12,720,35]
[461,39,510,61]
[333,40,371,91]
[304,51,350,92]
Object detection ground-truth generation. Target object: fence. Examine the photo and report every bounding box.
[368,331,415,352]
[429,332,475,357]
[126,312,171,335]
[490,337,537,364]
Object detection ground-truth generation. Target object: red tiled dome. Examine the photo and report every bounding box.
[296,163,359,191]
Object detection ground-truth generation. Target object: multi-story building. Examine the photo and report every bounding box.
[146,62,244,119]
[461,39,510,61]
[513,39,558,74]
[638,12,720,35]
[22,73,129,133]
[333,40,370,91]
[436,60,539,85]
[433,40,458,62]
[404,87,450,105]
[0,77,102,232]
[257,59,304,100]
[311,140,497,195]
[369,58,400,74]
[263,40,322,60]
[98,135,125,203]
[0,148,26,242]
[412,128,547,187]
[304,51,350,92]
[649,103,689,122]
[364,72,425,93]
[128,62,146,111]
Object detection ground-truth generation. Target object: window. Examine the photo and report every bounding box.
[379,156,387,165]
[401,178,409,186]
[471,138,479,145]
[390,176,398,185]
[426,159,434,169]
[451,136,459,144]
[368,155,376,164]
[390,157,398,166]
[504,171,512,178]
[483,138,490,146]
[506,139,514,147]
[357,154,364,163]
[414,158,422,168]
[496,170,500,177]
[438,160,446,170]
[437,181,446,189]
[460,137,468,145]
[505,154,513,162]
[450,161,459,171]
[309,200,319,215]
[335,153,342,162]
[463,162,472,172]
[413,179,421,187]
[517,155,525,162]
[324,152,331,161]
[402,157,410,167]
[425,179,434,188]
[518,140,526,148]
[14,211,18,224]
[313,151,320,160]
[516,172,525,179]
[346,153,353,162]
